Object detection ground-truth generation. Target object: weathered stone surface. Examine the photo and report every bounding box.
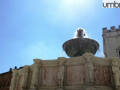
[10,69,18,90]
[66,65,85,85]
[102,26,120,58]
[10,55,120,90]
[42,67,58,86]
[93,65,111,86]
[17,75,23,90]
[30,71,33,87]
[62,38,99,57]
[111,58,120,88]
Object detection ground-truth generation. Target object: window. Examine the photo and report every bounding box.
[9,74,12,77]
[0,83,2,89]
[116,46,120,58]
[3,82,5,88]
[119,50,120,59]
[7,82,9,87]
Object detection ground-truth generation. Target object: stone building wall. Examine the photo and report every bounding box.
[0,69,12,90]
[102,25,120,58]
[9,53,120,90]
[0,67,24,90]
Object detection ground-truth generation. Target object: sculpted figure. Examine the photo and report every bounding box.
[86,57,93,85]
[57,57,66,87]
[76,28,85,38]
[111,58,120,88]
[58,66,64,87]
[32,60,41,87]
[10,70,18,90]
[83,53,94,85]
[22,66,30,89]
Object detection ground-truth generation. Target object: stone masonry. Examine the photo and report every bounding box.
[102,25,120,58]
[9,53,120,90]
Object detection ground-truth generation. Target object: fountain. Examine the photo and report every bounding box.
[62,28,99,57]
[10,26,119,90]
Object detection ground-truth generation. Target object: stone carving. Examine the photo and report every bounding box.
[83,53,94,85]
[57,57,66,87]
[58,66,64,87]
[22,65,30,89]
[76,28,85,38]
[10,69,18,90]
[32,59,42,87]
[111,58,120,88]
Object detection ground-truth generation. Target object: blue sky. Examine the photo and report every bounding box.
[0,0,120,73]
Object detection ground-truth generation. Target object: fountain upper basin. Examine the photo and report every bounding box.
[62,38,99,57]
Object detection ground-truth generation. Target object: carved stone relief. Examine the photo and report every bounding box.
[10,54,120,90]
[58,66,64,87]
[31,59,42,87]
[83,53,94,85]
[10,69,18,90]
[57,57,66,88]
[22,65,30,89]
[111,58,120,88]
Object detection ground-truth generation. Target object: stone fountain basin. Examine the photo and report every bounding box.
[62,38,99,57]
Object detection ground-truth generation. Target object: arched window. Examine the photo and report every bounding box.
[7,82,9,87]
[116,46,120,59]
[3,82,5,88]
[118,49,120,58]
